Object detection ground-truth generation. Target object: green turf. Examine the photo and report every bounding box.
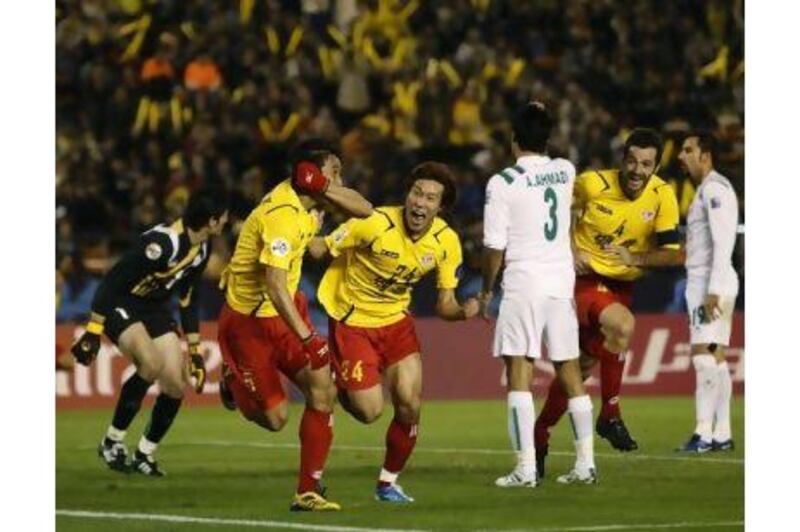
[56,397,743,531]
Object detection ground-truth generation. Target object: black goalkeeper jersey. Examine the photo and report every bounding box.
[91,219,210,335]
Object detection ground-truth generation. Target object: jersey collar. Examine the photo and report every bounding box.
[516,154,551,167]
[279,178,309,213]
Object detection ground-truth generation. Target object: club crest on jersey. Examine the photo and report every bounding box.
[710,197,721,209]
[332,228,348,245]
[270,238,290,257]
[145,242,163,260]
[421,253,435,267]
[642,210,655,222]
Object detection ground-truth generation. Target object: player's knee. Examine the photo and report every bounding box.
[505,358,532,390]
[307,383,336,413]
[255,410,288,432]
[554,360,586,398]
[615,314,636,341]
[395,400,420,424]
[134,356,163,382]
[159,378,184,400]
[351,399,383,424]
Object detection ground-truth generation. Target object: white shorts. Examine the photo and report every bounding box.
[492,294,579,361]
[685,277,738,346]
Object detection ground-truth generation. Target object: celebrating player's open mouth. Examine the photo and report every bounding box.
[408,207,428,226]
[619,145,659,198]
[404,180,443,235]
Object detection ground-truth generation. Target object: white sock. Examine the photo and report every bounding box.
[692,355,718,442]
[106,426,126,443]
[138,436,158,456]
[567,395,595,473]
[507,391,536,476]
[379,468,399,485]
[712,361,732,442]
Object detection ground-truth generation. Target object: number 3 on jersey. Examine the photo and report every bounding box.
[543,186,558,240]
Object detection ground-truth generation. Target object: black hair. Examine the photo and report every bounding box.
[623,128,664,163]
[405,161,458,211]
[684,130,718,165]
[511,101,553,153]
[286,138,342,176]
[184,187,229,230]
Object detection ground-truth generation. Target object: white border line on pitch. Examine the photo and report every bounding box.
[165,440,744,465]
[484,523,743,531]
[56,510,743,531]
[56,509,428,532]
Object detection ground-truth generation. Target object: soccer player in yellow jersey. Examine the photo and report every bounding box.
[534,129,683,473]
[217,139,373,512]
[308,162,479,503]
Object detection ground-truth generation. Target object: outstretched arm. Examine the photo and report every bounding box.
[608,245,685,268]
[307,237,330,260]
[436,288,479,321]
[479,247,504,318]
[264,266,313,341]
[321,183,373,218]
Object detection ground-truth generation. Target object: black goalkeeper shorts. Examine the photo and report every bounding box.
[104,298,178,345]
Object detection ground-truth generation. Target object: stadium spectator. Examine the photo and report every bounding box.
[184,54,223,92]
[55,0,745,324]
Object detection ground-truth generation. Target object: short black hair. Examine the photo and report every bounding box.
[406,161,458,211]
[623,128,664,163]
[184,188,229,230]
[287,138,341,175]
[511,101,553,153]
[684,130,718,165]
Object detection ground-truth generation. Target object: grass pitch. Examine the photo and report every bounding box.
[56,397,743,531]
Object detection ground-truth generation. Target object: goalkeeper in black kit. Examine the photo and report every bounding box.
[71,189,229,476]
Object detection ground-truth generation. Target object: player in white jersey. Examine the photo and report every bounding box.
[675,131,739,453]
[479,102,597,486]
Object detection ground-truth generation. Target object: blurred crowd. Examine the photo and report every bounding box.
[56,0,745,325]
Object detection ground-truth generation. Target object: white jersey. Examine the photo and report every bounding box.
[483,154,575,298]
[685,170,739,296]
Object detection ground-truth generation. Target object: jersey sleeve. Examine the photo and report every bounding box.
[437,229,463,290]
[91,231,173,318]
[654,184,681,249]
[324,211,386,258]
[704,182,739,294]
[483,174,511,250]
[258,209,299,270]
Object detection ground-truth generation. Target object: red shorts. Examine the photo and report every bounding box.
[329,315,421,391]
[575,274,634,361]
[217,292,314,417]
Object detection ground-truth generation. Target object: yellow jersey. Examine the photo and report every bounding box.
[573,169,680,281]
[224,179,320,317]
[318,206,463,328]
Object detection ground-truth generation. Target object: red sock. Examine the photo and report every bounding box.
[585,332,626,421]
[534,379,569,449]
[378,418,418,488]
[600,356,625,420]
[297,407,333,494]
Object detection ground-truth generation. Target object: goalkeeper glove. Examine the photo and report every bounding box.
[188,343,206,393]
[71,321,103,366]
